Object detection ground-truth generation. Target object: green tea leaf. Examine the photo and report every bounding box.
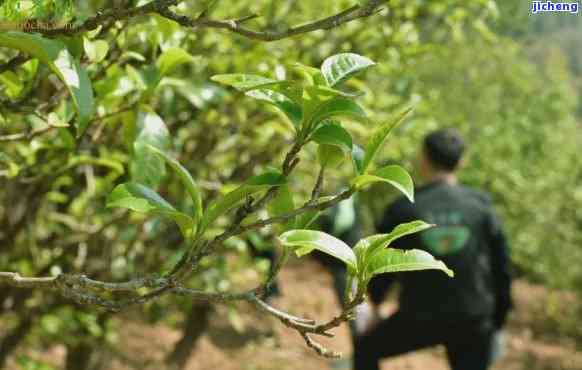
[131,110,170,188]
[83,38,109,63]
[120,51,146,62]
[362,107,413,173]
[211,74,277,91]
[309,97,367,129]
[176,83,227,109]
[200,170,287,232]
[278,229,356,269]
[145,145,203,226]
[213,74,303,121]
[292,62,327,85]
[107,182,194,237]
[318,144,347,168]
[311,121,353,152]
[367,248,454,278]
[301,86,339,131]
[157,47,197,76]
[246,89,303,127]
[354,220,434,268]
[0,32,94,136]
[267,184,295,231]
[0,71,23,98]
[352,165,414,202]
[321,53,376,87]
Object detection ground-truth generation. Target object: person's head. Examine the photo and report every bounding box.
[419,128,465,181]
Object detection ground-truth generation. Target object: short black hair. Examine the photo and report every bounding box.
[423,128,465,171]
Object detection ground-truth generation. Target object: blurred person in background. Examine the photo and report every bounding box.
[353,128,513,370]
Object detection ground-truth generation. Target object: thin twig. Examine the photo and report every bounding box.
[0,55,29,74]
[300,332,342,359]
[0,126,54,142]
[158,0,384,42]
[0,103,137,143]
[31,0,384,42]
[310,166,325,203]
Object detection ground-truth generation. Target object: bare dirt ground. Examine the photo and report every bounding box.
[8,258,582,370]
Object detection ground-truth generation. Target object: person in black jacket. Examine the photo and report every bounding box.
[353,128,513,370]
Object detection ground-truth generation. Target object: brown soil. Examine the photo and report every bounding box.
[7,259,582,370]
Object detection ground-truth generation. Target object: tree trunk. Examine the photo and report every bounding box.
[0,316,33,368]
[65,342,95,370]
[165,303,213,369]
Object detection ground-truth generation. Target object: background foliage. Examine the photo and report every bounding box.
[1,0,581,369]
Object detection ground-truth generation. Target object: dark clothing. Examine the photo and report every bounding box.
[368,180,512,326]
[354,312,495,370]
[355,180,512,370]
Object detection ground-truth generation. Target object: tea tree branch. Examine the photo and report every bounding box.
[0,271,363,357]
[156,0,385,42]
[0,49,399,359]
[34,0,384,41]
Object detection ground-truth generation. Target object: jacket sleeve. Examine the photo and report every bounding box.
[484,206,513,329]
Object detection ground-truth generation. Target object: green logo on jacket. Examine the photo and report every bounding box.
[422,226,471,255]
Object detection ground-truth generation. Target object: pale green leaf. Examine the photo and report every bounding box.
[120,51,146,62]
[213,74,303,122]
[321,53,376,87]
[83,38,109,63]
[107,182,194,237]
[211,74,277,91]
[86,25,103,39]
[0,32,95,136]
[309,97,367,129]
[145,145,203,226]
[131,110,170,188]
[362,107,413,173]
[267,184,295,231]
[352,165,414,202]
[367,248,454,278]
[292,62,327,85]
[318,144,347,168]
[246,89,303,127]
[354,220,434,269]
[311,121,353,152]
[176,83,227,109]
[0,71,23,97]
[200,170,287,232]
[156,47,197,76]
[278,229,356,269]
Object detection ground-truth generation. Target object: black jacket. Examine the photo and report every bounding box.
[369,180,513,328]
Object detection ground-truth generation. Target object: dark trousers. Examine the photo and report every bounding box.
[353,311,495,370]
